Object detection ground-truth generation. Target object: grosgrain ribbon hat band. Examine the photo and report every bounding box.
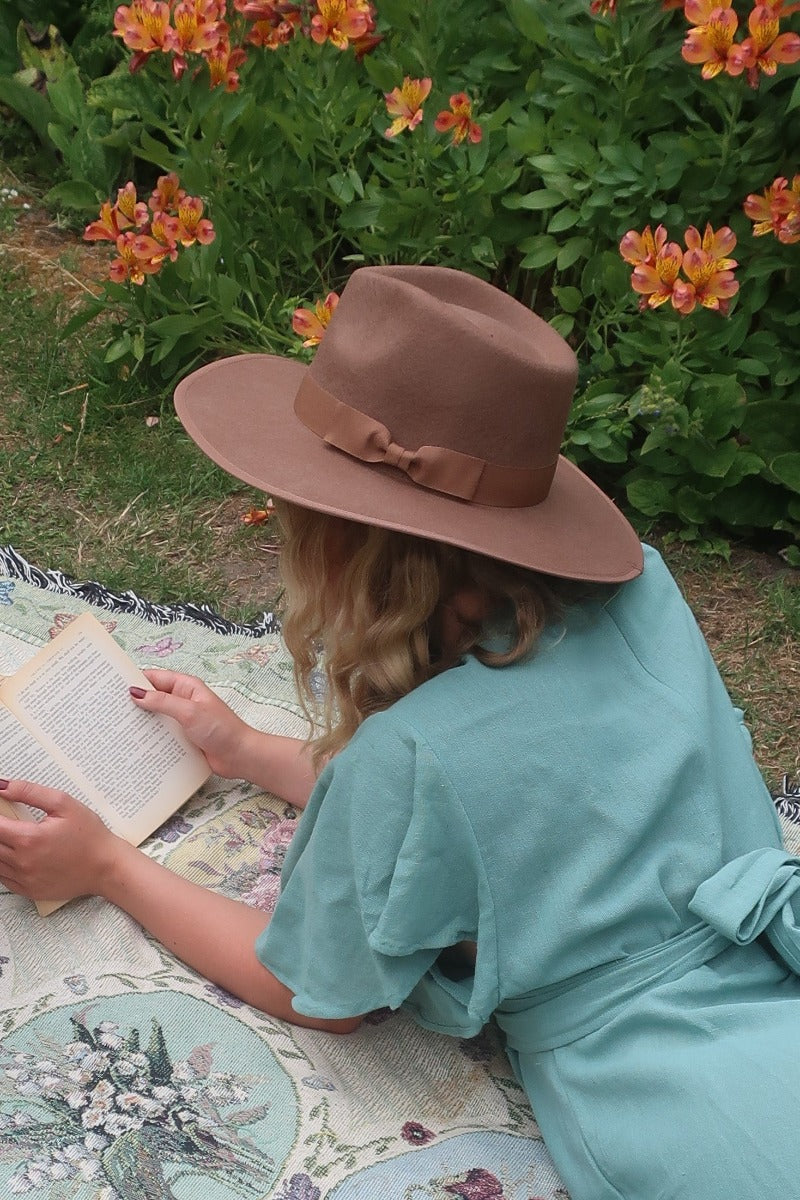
[294,375,557,508]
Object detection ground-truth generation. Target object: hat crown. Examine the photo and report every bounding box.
[307,265,578,472]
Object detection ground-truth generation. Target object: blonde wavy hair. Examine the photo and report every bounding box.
[274,499,590,766]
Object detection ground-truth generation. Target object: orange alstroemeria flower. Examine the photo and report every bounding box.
[149,211,181,262]
[762,0,800,16]
[739,3,800,83]
[310,0,369,49]
[115,181,150,228]
[590,0,616,15]
[680,250,739,313]
[384,76,432,138]
[206,40,247,89]
[679,223,739,313]
[292,292,340,346]
[108,231,163,285]
[247,17,296,46]
[175,195,216,245]
[630,240,685,310]
[113,1,176,54]
[434,93,483,146]
[682,6,746,79]
[683,221,737,268]
[171,0,223,54]
[744,174,800,242]
[84,201,127,243]
[150,172,186,213]
[619,223,668,266]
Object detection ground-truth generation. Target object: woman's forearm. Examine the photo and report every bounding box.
[236,727,318,809]
[98,838,359,1032]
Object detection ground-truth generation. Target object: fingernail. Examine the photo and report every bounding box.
[129,686,147,699]
[0,780,8,790]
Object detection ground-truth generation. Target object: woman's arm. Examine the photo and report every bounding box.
[134,669,318,809]
[0,780,361,1033]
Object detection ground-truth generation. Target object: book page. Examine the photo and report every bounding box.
[0,704,94,813]
[0,613,210,845]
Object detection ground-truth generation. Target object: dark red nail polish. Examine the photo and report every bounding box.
[0,780,9,790]
[129,686,147,699]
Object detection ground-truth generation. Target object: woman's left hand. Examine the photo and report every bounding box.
[0,779,119,902]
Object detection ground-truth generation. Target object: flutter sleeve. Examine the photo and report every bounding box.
[254,714,500,1034]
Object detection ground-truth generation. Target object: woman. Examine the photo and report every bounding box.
[0,265,798,1199]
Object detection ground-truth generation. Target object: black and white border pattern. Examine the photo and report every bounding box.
[0,546,280,637]
[775,775,800,824]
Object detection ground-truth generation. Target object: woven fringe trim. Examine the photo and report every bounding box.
[0,546,280,638]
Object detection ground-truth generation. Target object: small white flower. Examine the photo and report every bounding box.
[17,1080,43,1097]
[114,1058,138,1078]
[48,1158,73,1181]
[98,1031,124,1050]
[104,1112,142,1136]
[82,1051,111,1075]
[82,1104,111,1129]
[89,1080,115,1105]
[65,1088,88,1109]
[152,1085,177,1103]
[171,1061,197,1082]
[83,1130,110,1152]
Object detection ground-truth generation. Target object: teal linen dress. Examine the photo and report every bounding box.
[256,545,800,1199]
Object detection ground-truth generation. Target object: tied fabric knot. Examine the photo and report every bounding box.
[293,374,557,508]
[688,847,800,974]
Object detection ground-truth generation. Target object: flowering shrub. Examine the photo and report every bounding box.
[620,222,739,314]
[84,173,216,284]
[4,0,800,553]
[680,0,800,86]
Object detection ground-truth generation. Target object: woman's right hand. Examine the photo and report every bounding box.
[131,670,252,779]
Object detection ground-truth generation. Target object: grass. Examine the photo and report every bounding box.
[0,171,796,792]
[0,232,281,616]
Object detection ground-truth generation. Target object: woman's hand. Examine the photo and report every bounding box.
[131,670,252,779]
[131,670,318,808]
[0,780,121,902]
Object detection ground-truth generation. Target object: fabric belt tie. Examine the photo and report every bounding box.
[496,847,800,1055]
[293,375,557,508]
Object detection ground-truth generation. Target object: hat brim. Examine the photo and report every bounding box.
[175,354,643,584]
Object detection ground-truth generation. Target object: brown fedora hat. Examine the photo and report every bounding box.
[174,264,643,583]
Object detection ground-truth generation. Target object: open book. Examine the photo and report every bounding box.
[0,612,211,915]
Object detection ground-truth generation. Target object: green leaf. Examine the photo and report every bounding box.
[787,76,800,113]
[59,299,106,340]
[338,199,383,230]
[520,235,559,268]
[507,0,548,44]
[104,335,132,364]
[548,207,580,233]
[771,453,800,495]
[361,53,398,94]
[504,187,564,211]
[626,478,675,517]
[549,313,574,338]
[557,237,592,271]
[685,439,739,478]
[554,285,582,314]
[676,486,711,525]
[135,129,176,173]
[45,179,99,211]
[736,358,771,377]
[0,73,55,148]
[47,66,86,128]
